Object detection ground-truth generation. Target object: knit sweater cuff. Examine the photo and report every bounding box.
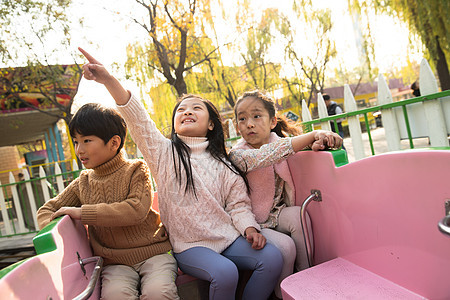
[81,205,97,224]
[235,219,261,237]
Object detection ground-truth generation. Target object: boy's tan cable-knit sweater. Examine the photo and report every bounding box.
[37,152,172,266]
[117,94,260,254]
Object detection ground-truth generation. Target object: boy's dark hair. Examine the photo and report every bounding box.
[170,94,250,196]
[322,94,331,101]
[69,103,127,154]
[234,90,302,138]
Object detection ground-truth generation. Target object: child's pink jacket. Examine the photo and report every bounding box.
[230,133,296,223]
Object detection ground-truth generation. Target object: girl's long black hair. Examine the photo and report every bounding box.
[170,94,250,196]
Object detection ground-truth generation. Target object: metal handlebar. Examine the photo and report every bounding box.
[438,215,450,236]
[300,189,322,268]
[438,200,450,237]
[73,255,104,300]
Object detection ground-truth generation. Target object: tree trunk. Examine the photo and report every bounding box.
[174,78,188,96]
[435,37,450,91]
[225,88,235,108]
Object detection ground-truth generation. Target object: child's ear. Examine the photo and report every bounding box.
[234,120,241,134]
[270,116,277,130]
[109,135,121,151]
[208,120,214,131]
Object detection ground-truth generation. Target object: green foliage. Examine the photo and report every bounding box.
[377,1,449,58]
[348,0,450,89]
[240,8,283,92]
[125,0,216,97]
[282,3,337,107]
[0,0,74,65]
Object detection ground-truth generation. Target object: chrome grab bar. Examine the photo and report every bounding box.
[438,200,450,237]
[300,189,322,268]
[73,255,104,300]
[438,215,450,236]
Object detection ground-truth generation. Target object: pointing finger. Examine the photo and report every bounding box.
[78,47,101,64]
[81,64,96,80]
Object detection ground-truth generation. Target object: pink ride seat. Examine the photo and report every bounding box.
[282,149,450,300]
[281,257,423,299]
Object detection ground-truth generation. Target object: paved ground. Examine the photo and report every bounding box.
[0,231,36,268]
[342,127,431,163]
[0,231,35,250]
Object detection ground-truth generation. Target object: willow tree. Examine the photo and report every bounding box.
[280,3,337,108]
[188,10,248,109]
[188,60,250,109]
[179,2,283,109]
[188,7,283,109]
[146,83,177,136]
[237,8,283,93]
[349,0,450,90]
[125,0,223,97]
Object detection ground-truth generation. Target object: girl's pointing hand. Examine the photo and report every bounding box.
[78,47,112,84]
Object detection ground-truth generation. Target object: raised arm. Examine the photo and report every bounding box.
[79,47,170,174]
[78,47,130,105]
[230,130,343,172]
[230,137,294,171]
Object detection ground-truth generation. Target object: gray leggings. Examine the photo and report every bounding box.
[174,236,283,300]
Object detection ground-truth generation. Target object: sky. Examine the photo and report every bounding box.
[68,0,422,112]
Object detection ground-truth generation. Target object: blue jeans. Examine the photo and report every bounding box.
[174,237,283,300]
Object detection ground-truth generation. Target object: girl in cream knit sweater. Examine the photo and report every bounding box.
[79,48,282,300]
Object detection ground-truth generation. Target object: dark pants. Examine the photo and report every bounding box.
[330,121,345,149]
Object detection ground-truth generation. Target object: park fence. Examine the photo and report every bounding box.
[0,160,80,237]
[301,58,449,160]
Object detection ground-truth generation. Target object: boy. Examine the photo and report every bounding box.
[37,103,179,299]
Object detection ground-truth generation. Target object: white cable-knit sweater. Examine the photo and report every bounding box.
[117,95,260,253]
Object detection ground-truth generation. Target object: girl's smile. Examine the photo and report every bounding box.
[182,117,195,123]
[174,97,214,137]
